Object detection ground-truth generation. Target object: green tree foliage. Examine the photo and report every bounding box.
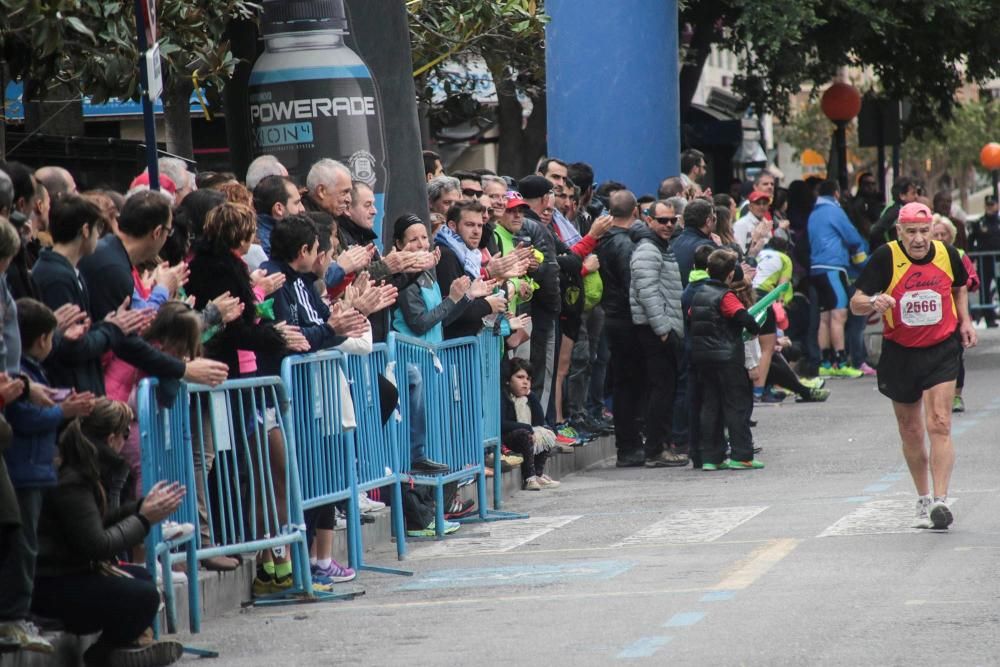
[681,0,1000,134]
[407,0,549,175]
[2,0,258,155]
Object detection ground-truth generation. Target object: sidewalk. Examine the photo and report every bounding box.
[0,434,617,667]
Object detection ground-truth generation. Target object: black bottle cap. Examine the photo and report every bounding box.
[262,0,348,35]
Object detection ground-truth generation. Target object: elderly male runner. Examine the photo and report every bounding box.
[849,202,977,529]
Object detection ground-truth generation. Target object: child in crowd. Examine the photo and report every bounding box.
[689,250,763,470]
[0,298,94,652]
[104,301,204,499]
[500,358,560,490]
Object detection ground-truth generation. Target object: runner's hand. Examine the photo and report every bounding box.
[960,319,977,349]
[870,293,895,314]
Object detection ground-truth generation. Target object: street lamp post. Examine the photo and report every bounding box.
[980,142,1000,203]
[821,82,862,192]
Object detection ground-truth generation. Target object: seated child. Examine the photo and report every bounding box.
[500,358,560,490]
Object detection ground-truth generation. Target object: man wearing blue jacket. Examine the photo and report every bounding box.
[808,180,868,378]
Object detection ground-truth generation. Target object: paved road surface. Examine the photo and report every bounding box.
[180,331,1000,666]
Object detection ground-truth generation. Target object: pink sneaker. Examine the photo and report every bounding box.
[859,362,877,376]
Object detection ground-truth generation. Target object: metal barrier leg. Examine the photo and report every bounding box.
[354,482,412,576]
[456,466,529,525]
[491,442,503,510]
[186,540,201,634]
[434,483,446,538]
[390,481,408,561]
[161,548,178,634]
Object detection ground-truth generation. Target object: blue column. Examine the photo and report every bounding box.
[546,0,680,196]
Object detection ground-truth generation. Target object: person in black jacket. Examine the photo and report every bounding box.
[434,201,507,339]
[31,418,185,667]
[186,202,297,379]
[77,191,228,388]
[689,249,762,471]
[32,195,150,394]
[596,190,646,467]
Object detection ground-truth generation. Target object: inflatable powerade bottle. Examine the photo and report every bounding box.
[249,0,388,237]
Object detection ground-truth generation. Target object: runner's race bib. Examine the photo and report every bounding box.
[900,290,942,327]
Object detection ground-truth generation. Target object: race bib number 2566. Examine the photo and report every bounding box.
[900,289,942,327]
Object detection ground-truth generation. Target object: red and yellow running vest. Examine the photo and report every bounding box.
[882,240,958,348]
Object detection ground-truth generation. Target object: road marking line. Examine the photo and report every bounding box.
[405,515,581,559]
[256,586,710,616]
[397,560,633,591]
[819,498,959,537]
[614,506,768,546]
[700,591,735,602]
[863,482,892,493]
[663,612,706,628]
[617,636,672,659]
[711,538,799,590]
[844,496,873,503]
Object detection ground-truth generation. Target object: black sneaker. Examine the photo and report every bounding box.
[411,458,449,474]
[615,450,646,467]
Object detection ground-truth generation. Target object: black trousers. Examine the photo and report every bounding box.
[767,353,810,397]
[32,564,159,647]
[504,429,548,478]
[697,363,755,464]
[636,326,680,456]
[605,319,644,452]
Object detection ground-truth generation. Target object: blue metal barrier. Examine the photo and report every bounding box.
[183,377,343,605]
[343,344,410,572]
[478,331,504,510]
[390,333,526,537]
[138,379,200,635]
[282,346,409,575]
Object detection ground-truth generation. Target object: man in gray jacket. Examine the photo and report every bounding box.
[630,210,688,467]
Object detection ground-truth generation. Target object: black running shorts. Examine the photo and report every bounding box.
[876,333,961,404]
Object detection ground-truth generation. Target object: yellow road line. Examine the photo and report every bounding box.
[711,538,800,591]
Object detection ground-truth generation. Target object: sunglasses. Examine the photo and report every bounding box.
[751,199,771,206]
[653,216,678,225]
[461,188,484,198]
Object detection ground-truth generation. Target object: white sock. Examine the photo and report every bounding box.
[933,496,947,504]
[310,558,318,566]
[316,558,332,569]
[919,494,932,504]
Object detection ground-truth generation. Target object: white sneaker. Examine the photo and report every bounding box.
[523,476,542,491]
[155,561,189,586]
[161,520,195,542]
[0,620,54,653]
[913,497,932,529]
[929,499,953,529]
[358,491,386,513]
[537,474,561,488]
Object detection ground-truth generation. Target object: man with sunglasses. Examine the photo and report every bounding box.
[452,171,485,203]
[630,199,687,467]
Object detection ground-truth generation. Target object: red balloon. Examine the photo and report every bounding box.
[821,82,862,122]
[980,143,1000,170]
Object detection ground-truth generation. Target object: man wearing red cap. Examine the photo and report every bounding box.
[850,202,976,530]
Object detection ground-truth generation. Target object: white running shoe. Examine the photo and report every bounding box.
[913,497,933,529]
[161,520,195,542]
[0,620,53,653]
[929,499,953,529]
[358,491,386,513]
[537,474,561,488]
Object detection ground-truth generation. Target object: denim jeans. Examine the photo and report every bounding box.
[406,363,428,462]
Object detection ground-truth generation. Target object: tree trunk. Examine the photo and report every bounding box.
[521,90,547,175]
[24,79,84,137]
[163,79,194,159]
[492,64,525,177]
[678,18,715,119]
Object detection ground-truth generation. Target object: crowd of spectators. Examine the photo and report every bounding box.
[0,146,988,664]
